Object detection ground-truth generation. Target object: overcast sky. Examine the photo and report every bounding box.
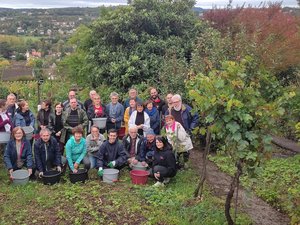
[0,0,298,9]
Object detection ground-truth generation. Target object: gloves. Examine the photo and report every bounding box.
[97,168,104,177]
[57,166,62,172]
[108,161,116,168]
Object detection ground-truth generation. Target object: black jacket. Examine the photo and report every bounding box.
[122,134,144,160]
[96,140,128,168]
[153,145,177,177]
[34,136,61,172]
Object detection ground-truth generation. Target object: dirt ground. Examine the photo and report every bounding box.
[190,149,290,225]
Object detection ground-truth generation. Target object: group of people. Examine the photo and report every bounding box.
[0,87,199,186]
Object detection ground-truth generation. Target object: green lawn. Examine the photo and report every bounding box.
[0,160,251,225]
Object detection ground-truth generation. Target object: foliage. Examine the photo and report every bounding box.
[203,4,300,78]
[187,58,295,176]
[211,153,300,224]
[77,0,202,92]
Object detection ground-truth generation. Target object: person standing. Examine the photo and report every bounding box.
[128,101,150,136]
[14,100,35,128]
[148,87,165,113]
[49,102,65,153]
[123,98,136,135]
[37,99,53,132]
[63,90,84,110]
[0,99,13,132]
[6,93,18,121]
[123,88,143,109]
[105,92,124,133]
[84,90,97,111]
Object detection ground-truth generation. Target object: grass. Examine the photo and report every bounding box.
[0,157,252,225]
[210,152,300,224]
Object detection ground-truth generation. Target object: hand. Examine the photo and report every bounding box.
[40,125,46,129]
[97,168,104,177]
[73,169,78,173]
[108,161,115,168]
[28,169,32,176]
[9,169,13,179]
[154,172,160,180]
[132,159,138,165]
[141,161,147,167]
[56,131,61,137]
[74,163,79,169]
[39,172,44,178]
[57,166,62,172]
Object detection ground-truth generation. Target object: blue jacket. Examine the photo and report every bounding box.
[105,102,124,128]
[96,140,127,168]
[14,110,35,127]
[139,137,156,162]
[34,136,61,172]
[145,108,160,134]
[66,136,87,171]
[165,104,199,132]
[4,139,33,170]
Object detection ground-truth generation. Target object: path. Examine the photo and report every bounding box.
[190,149,290,225]
[272,135,300,153]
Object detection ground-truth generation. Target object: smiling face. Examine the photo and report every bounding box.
[111,96,118,104]
[129,127,138,139]
[156,139,164,149]
[136,104,143,112]
[166,94,173,104]
[7,95,16,106]
[129,99,136,108]
[129,89,137,99]
[165,117,174,126]
[55,104,63,113]
[91,126,99,138]
[74,132,82,142]
[41,131,51,142]
[146,102,153,111]
[14,128,24,141]
[150,88,158,99]
[108,131,118,143]
[93,95,101,105]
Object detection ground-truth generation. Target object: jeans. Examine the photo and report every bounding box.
[88,155,97,169]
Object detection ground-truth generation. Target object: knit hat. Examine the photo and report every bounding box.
[146,128,155,136]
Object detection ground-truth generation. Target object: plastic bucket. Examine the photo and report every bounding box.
[42,170,61,185]
[69,168,88,184]
[103,169,119,183]
[0,132,11,143]
[22,126,34,140]
[92,118,107,129]
[131,162,147,171]
[130,170,150,185]
[12,169,29,185]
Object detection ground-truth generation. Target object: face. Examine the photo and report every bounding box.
[150,88,158,99]
[166,94,173,104]
[129,89,137,98]
[156,139,164,149]
[137,105,143,112]
[70,99,77,109]
[74,132,82,141]
[165,117,174,126]
[146,102,153,111]
[90,91,97,99]
[111,96,118,104]
[129,128,137,139]
[172,97,181,108]
[93,96,101,105]
[108,132,118,143]
[41,102,49,110]
[23,102,29,111]
[7,96,16,105]
[55,104,63,113]
[146,134,155,143]
[41,132,51,142]
[129,100,136,108]
[14,129,24,141]
[69,91,76,100]
[0,105,5,113]
[91,127,99,137]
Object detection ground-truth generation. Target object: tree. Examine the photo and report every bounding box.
[81,0,201,92]
[187,58,295,224]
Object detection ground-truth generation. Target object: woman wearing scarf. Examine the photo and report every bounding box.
[128,101,150,137]
[0,99,13,132]
[14,100,35,128]
[165,115,193,169]
[145,100,160,135]
[123,98,136,135]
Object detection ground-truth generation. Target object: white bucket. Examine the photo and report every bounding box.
[92,117,107,129]
[0,132,11,143]
[12,169,30,185]
[103,168,119,183]
[131,161,147,171]
[22,126,34,140]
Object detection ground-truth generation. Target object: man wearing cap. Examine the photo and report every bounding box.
[139,128,156,166]
[96,129,128,177]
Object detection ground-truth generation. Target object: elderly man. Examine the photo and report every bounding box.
[105,92,124,132]
[6,93,18,121]
[34,128,63,178]
[123,88,143,109]
[96,129,128,176]
[62,98,88,142]
[122,126,145,166]
[139,128,156,166]
[63,90,84,110]
[165,94,199,135]
[84,90,97,111]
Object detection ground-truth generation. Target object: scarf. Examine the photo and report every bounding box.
[0,112,11,132]
[145,107,157,117]
[166,121,176,132]
[152,97,161,103]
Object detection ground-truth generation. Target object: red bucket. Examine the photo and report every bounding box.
[130,170,150,185]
